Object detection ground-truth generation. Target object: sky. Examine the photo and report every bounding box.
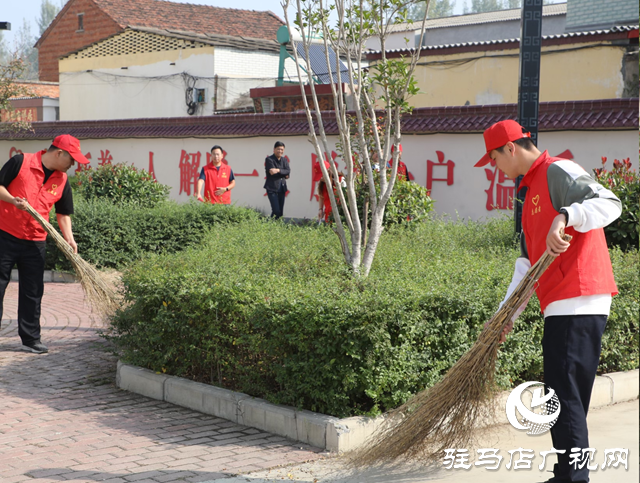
[0,0,463,47]
[1,0,564,49]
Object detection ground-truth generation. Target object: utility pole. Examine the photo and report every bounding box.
[515,0,543,234]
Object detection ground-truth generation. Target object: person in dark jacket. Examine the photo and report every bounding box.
[264,141,290,219]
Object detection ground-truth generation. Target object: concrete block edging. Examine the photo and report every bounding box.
[116,361,639,452]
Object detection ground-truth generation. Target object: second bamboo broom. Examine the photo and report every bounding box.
[24,202,120,317]
[351,233,572,465]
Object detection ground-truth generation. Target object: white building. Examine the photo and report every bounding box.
[58,27,299,120]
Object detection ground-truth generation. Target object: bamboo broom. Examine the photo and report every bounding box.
[351,233,572,465]
[24,202,120,316]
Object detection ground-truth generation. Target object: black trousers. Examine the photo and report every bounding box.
[267,185,286,219]
[0,235,46,344]
[543,314,607,483]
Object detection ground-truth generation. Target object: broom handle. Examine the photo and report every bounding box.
[487,232,573,333]
[22,202,75,256]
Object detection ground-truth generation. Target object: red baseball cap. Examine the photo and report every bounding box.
[475,120,531,167]
[391,143,402,153]
[52,134,90,164]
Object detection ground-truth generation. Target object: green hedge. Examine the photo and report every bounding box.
[106,218,639,418]
[45,199,262,270]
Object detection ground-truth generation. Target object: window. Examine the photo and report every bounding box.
[194,88,207,104]
[77,13,84,32]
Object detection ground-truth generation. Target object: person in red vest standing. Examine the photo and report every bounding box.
[0,135,90,354]
[476,120,621,483]
[388,143,409,181]
[196,145,235,204]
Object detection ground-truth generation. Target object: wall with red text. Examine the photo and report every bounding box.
[1,129,636,221]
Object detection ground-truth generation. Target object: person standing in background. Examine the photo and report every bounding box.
[196,145,235,204]
[264,141,290,219]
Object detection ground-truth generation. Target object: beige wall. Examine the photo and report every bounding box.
[409,43,627,107]
[1,129,636,221]
[59,47,217,120]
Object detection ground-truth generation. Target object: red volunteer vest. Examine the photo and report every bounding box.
[0,151,66,241]
[519,151,617,312]
[203,163,232,204]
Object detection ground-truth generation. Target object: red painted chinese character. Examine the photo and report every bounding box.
[9,147,23,158]
[179,150,201,196]
[98,149,113,166]
[148,152,157,181]
[75,152,92,175]
[426,150,455,191]
[484,160,515,211]
[555,149,574,160]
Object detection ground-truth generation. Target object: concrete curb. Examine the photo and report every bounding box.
[11,269,77,283]
[116,361,638,452]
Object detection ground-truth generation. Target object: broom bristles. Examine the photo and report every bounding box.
[24,203,120,316]
[351,234,571,466]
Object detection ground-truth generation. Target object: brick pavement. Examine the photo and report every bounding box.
[0,283,324,483]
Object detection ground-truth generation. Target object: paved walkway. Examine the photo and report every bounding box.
[1,283,637,483]
[0,283,324,483]
[232,398,638,482]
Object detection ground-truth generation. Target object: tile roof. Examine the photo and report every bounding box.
[91,0,284,41]
[0,99,635,141]
[61,26,284,59]
[368,25,639,55]
[385,3,567,34]
[10,82,60,100]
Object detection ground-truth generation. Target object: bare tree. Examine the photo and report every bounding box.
[0,55,34,131]
[13,20,39,80]
[282,0,429,277]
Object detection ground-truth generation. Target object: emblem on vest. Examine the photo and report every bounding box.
[530,194,541,215]
[47,184,58,195]
[221,172,228,178]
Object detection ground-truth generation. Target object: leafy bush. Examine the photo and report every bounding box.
[106,218,638,418]
[45,199,262,270]
[383,179,434,224]
[348,176,434,227]
[72,163,171,207]
[593,157,639,251]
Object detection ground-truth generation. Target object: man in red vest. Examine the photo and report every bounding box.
[476,120,621,483]
[196,145,235,204]
[388,143,409,181]
[0,135,90,354]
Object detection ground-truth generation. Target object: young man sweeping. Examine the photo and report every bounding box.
[476,120,621,483]
[0,135,90,354]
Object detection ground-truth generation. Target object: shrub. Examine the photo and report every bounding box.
[106,218,639,418]
[349,176,434,227]
[45,199,262,270]
[384,179,434,224]
[72,163,171,207]
[593,157,639,251]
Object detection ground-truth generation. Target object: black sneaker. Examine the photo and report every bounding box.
[21,340,49,354]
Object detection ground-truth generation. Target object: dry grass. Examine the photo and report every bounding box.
[24,203,121,317]
[350,234,571,466]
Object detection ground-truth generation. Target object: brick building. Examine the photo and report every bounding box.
[35,0,285,82]
[1,82,60,123]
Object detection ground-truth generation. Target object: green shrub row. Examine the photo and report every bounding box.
[45,199,262,270]
[106,218,639,418]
